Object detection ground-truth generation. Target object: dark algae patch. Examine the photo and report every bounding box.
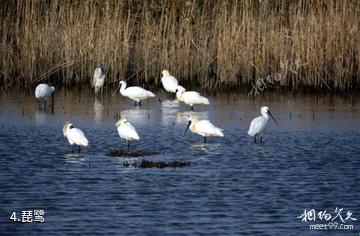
[107,149,160,157]
[124,160,191,168]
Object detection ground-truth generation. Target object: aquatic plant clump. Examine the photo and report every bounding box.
[1,1,359,91]
[124,160,191,168]
[107,149,160,158]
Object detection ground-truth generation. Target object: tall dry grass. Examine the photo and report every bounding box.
[0,0,359,91]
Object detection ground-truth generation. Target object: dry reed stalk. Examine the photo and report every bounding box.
[0,0,359,91]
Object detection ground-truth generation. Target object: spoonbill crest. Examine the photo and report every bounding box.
[92,64,105,95]
[35,83,55,110]
[63,122,89,152]
[184,116,224,143]
[175,85,209,111]
[116,118,140,150]
[118,81,155,106]
[248,106,278,143]
[161,69,179,100]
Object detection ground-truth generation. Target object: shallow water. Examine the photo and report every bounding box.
[0,88,359,235]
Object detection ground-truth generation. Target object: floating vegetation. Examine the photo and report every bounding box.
[124,160,191,169]
[106,149,159,158]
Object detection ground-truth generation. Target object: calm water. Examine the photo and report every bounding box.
[0,88,359,235]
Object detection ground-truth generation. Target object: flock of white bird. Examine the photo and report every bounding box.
[34,65,278,152]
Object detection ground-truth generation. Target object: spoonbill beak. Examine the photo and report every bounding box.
[268,110,278,126]
[184,120,191,136]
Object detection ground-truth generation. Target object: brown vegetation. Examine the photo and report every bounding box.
[124,159,191,168]
[0,0,359,91]
[107,148,160,157]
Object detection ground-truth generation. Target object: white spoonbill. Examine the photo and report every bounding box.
[247,106,278,143]
[175,85,209,111]
[116,118,140,150]
[161,69,178,99]
[35,83,55,110]
[184,116,224,143]
[118,81,155,106]
[92,64,105,95]
[63,122,89,152]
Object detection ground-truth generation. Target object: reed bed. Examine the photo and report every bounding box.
[0,0,359,91]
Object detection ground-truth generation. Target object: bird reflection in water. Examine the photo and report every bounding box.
[161,99,179,125]
[176,110,209,124]
[93,97,105,124]
[120,107,152,125]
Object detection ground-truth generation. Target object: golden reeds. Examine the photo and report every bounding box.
[0,0,359,91]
